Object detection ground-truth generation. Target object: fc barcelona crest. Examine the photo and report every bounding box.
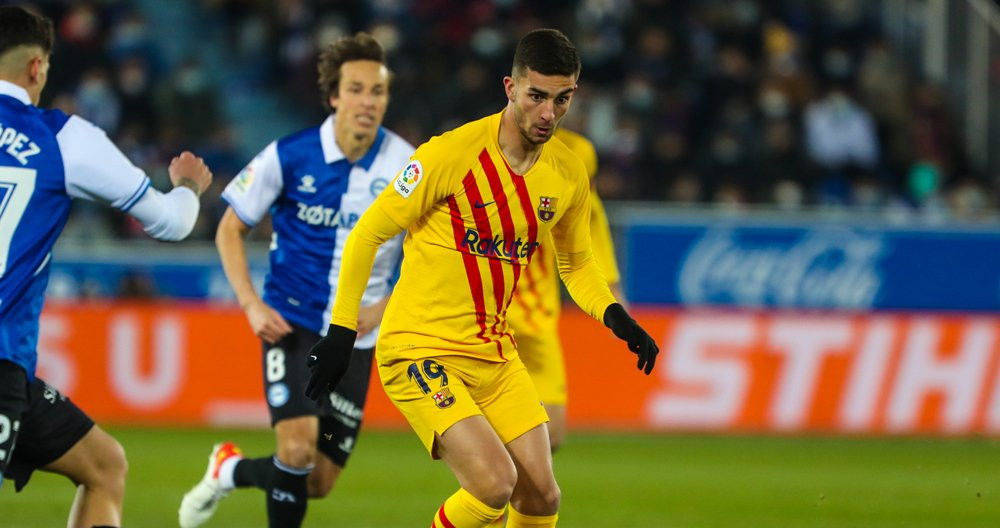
[538,196,557,222]
[432,387,456,409]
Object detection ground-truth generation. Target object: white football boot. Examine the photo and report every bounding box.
[178,442,243,528]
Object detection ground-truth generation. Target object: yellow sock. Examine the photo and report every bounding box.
[506,505,558,527]
[431,488,505,528]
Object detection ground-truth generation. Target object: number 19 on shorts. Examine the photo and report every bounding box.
[407,360,456,409]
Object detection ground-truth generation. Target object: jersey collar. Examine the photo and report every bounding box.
[319,113,385,171]
[0,81,32,105]
[491,109,545,177]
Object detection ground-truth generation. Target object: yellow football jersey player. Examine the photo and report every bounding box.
[330,110,615,451]
[305,29,658,528]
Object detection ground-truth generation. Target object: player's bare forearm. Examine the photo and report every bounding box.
[215,208,260,311]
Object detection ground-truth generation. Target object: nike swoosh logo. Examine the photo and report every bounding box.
[474,200,495,208]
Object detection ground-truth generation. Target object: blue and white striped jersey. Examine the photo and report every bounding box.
[222,115,414,348]
[0,81,158,379]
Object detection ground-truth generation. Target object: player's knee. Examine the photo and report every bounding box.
[474,461,517,509]
[511,479,561,516]
[276,440,317,469]
[86,435,128,496]
[538,481,561,513]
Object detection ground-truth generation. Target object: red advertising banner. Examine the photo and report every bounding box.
[37,303,1000,434]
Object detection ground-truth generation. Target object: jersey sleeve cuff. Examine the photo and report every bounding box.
[120,177,151,212]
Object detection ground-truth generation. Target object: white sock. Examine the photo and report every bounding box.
[217,455,241,491]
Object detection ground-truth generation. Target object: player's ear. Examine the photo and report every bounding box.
[27,54,42,82]
[328,93,339,112]
[503,76,515,102]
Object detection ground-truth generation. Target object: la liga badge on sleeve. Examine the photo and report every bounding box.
[394,160,423,198]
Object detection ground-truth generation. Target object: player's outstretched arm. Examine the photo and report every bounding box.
[603,303,659,375]
[127,151,213,241]
[59,111,213,242]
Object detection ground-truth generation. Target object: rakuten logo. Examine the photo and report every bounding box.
[460,229,540,261]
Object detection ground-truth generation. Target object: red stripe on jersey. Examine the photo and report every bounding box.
[504,160,539,347]
[503,159,539,260]
[504,262,522,341]
[514,245,543,334]
[463,171,507,358]
[478,149,519,345]
[437,505,457,528]
[448,193,490,344]
[529,244,553,318]
[513,267,537,331]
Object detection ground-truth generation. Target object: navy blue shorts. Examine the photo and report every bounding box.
[261,325,374,467]
[0,361,93,491]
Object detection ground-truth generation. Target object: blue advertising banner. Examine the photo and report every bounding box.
[47,259,266,300]
[624,221,1000,312]
[45,245,268,301]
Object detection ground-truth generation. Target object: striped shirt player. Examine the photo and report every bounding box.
[506,127,622,450]
[179,34,412,528]
[334,111,615,363]
[304,29,658,528]
[222,116,411,349]
[219,113,412,455]
[0,67,209,514]
[321,109,626,527]
[0,82,202,381]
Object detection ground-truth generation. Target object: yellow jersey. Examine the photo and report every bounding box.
[330,111,617,362]
[507,128,621,336]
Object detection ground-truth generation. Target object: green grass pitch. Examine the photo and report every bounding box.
[2,428,998,527]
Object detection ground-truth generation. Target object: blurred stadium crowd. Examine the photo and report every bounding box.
[30,0,998,246]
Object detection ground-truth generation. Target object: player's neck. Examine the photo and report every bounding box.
[0,75,37,104]
[498,110,543,175]
[334,127,375,164]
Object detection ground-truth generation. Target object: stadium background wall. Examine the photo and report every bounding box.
[36,303,1000,435]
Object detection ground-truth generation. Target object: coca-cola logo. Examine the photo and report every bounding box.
[678,228,885,309]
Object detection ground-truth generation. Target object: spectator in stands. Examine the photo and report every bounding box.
[803,83,880,204]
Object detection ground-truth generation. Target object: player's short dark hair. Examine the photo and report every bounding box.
[317,32,388,111]
[0,6,54,57]
[512,29,581,79]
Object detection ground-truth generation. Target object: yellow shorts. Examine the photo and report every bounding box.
[378,352,549,458]
[516,329,567,407]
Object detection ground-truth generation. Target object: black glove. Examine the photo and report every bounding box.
[603,303,659,375]
[305,324,358,402]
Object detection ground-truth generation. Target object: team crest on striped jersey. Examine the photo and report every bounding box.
[538,196,557,222]
[431,387,456,409]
